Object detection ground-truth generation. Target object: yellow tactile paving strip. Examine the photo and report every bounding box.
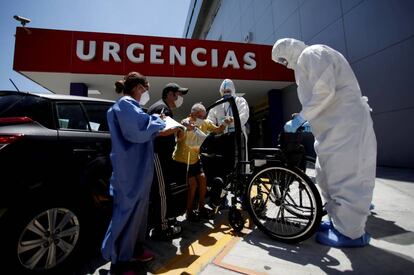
[155,214,259,275]
[155,221,234,274]
[213,236,268,275]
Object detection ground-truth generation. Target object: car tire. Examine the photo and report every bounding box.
[2,200,92,274]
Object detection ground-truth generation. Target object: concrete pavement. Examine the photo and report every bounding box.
[199,166,414,275]
[88,166,414,274]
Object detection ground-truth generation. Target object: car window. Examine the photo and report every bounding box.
[56,103,89,131]
[0,92,54,128]
[82,103,111,132]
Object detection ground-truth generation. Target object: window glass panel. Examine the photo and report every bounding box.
[0,92,54,128]
[82,103,111,132]
[56,103,89,130]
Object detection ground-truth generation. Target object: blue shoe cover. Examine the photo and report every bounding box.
[369,203,375,210]
[318,219,333,232]
[316,227,371,248]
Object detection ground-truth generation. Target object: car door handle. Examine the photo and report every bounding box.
[73,148,97,159]
[73,148,97,153]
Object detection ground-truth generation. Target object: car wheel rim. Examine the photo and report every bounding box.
[17,208,80,271]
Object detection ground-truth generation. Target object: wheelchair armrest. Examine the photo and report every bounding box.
[250,148,285,169]
[200,152,223,158]
[250,148,283,160]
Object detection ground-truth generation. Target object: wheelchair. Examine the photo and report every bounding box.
[200,97,322,243]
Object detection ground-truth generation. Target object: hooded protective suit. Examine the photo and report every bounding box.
[102,96,165,262]
[272,38,377,239]
[207,79,250,163]
[208,79,250,134]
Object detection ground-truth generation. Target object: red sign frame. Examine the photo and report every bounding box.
[14,27,294,82]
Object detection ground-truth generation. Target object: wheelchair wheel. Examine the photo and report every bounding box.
[228,207,244,232]
[246,165,322,243]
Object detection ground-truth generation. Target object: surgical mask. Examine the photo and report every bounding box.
[175,95,183,108]
[195,118,203,127]
[223,93,232,99]
[139,90,150,105]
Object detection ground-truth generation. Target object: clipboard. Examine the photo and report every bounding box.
[164,116,186,130]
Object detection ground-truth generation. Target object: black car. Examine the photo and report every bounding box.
[0,90,114,273]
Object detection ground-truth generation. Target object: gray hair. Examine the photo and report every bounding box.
[191,102,206,113]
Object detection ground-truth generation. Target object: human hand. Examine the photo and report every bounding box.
[284,114,306,133]
[182,120,195,131]
[153,113,166,120]
[223,116,234,126]
[301,121,312,133]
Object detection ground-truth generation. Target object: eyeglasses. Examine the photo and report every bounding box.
[140,83,150,90]
[277,57,288,67]
[196,111,206,119]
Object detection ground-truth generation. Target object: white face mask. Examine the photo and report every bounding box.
[175,95,183,108]
[139,90,150,105]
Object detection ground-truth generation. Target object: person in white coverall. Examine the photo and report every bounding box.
[272,38,377,247]
[207,79,250,159]
[206,79,250,208]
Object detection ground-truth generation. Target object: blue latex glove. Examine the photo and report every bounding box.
[284,114,306,133]
[302,121,312,133]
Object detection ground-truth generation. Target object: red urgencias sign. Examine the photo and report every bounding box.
[13,27,293,81]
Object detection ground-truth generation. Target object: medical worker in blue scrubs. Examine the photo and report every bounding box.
[102,72,166,274]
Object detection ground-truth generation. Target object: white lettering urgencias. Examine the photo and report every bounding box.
[76,40,256,70]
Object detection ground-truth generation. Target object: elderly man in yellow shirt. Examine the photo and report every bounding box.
[172,103,230,221]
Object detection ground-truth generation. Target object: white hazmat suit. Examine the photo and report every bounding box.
[207,79,250,162]
[272,38,377,241]
[208,79,250,134]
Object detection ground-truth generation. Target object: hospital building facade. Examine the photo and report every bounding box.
[183,0,414,168]
[13,0,414,168]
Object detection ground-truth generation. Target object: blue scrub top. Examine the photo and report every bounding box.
[102,95,166,262]
[107,95,165,197]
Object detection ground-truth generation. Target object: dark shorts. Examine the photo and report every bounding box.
[174,160,204,181]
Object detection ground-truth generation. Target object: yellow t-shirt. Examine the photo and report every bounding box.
[172,118,218,164]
